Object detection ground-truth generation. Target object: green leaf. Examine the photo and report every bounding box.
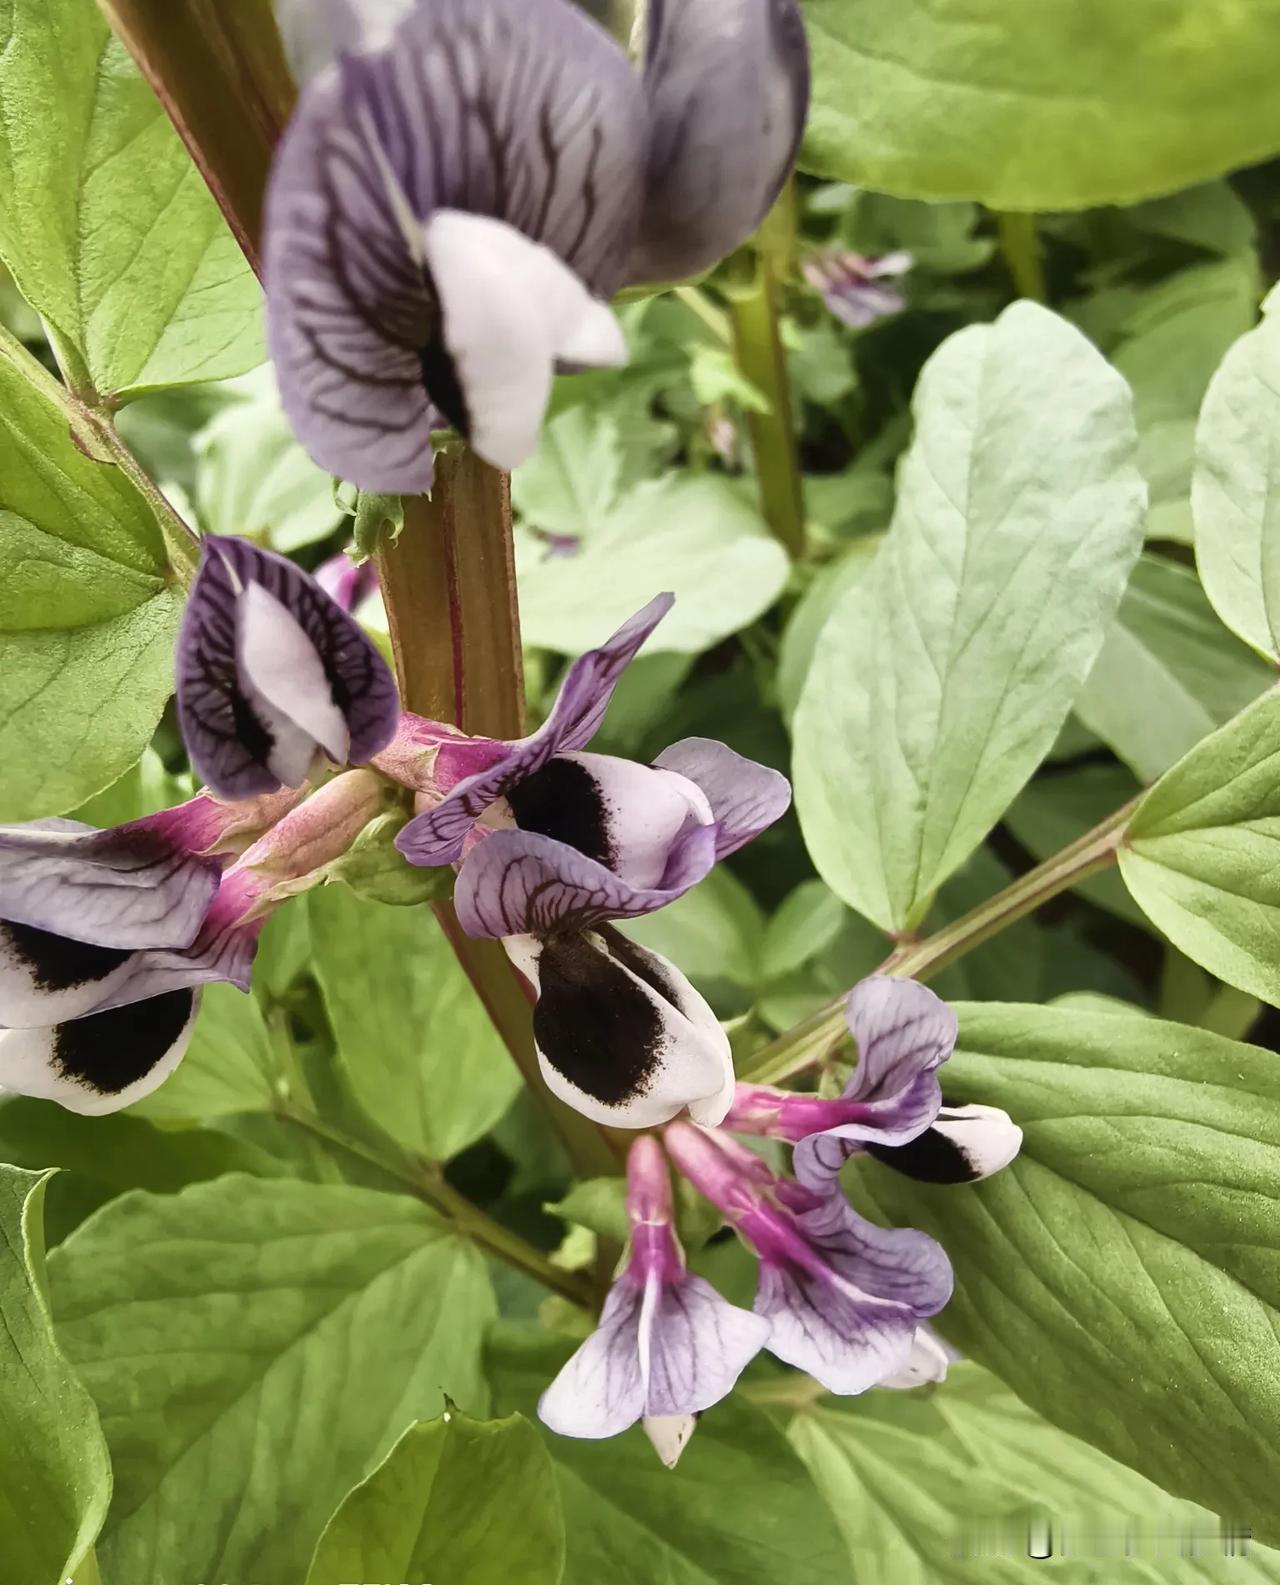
[801,0,1280,210]
[0,0,261,397]
[794,302,1145,933]
[777,536,881,721]
[851,1002,1280,1542]
[516,473,790,655]
[0,333,181,819]
[792,1362,1278,1582]
[488,1326,849,1585]
[1075,554,1271,780]
[134,982,279,1122]
[322,812,456,907]
[1193,295,1280,660]
[0,1166,111,1585]
[307,1409,564,1585]
[51,1176,494,1583]
[688,344,771,413]
[513,404,625,541]
[309,885,521,1160]
[1119,687,1280,1002]
[194,370,341,551]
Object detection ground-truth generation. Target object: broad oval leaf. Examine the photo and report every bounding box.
[801,0,1280,210]
[50,1176,494,1584]
[1119,687,1280,1003]
[0,331,182,819]
[794,301,1145,933]
[0,1166,111,1585]
[792,1362,1280,1583]
[309,886,521,1160]
[1193,296,1280,661]
[515,473,790,656]
[0,0,261,397]
[306,1410,564,1585]
[852,1002,1280,1544]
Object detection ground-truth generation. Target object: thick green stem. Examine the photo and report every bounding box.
[742,800,1138,1086]
[996,210,1046,303]
[729,254,806,557]
[280,1103,596,1307]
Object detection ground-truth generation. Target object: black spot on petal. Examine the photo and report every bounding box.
[53,990,196,1097]
[868,1128,977,1185]
[507,757,613,868]
[4,922,131,993]
[533,932,663,1107]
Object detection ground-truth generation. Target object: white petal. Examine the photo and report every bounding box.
[424,210,626,471]
[0,922,135,1028]
[236,581,350,785]
[644,1414,697,1468]
[0,989,201,1116]
[509,931,735,1130]
[932,1103,1024,1181]
[538,1283,646,1439]
[877,1324,954,1390]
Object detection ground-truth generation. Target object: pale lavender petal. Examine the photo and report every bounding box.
[642,1272,771,1418]
[756,1193,952,1395]
[653,737,791,860]
[92,920,260,1012]
[315,552,380,614]
[791,977,955,1189]
[265,0,647,490]
[397,594,673,866]
[0,822,220,949]
[0,989,202,1116]
[538,1269,767,1439]
[802,252,911,330]
[504,751,712,888]
[454,824,717,939]
[629,0,810,283]
[177,536,398,799]
[868,1102,1023,1185]
[505,928,734,1130]
[539,1282,646,1439]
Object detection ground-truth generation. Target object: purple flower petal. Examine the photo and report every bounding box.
[397,594,673,866]
[868,1102,1023,1185]
[629,0,810,284]
[0,988,202,1116]
[877,1323,957,1390]
[0,922,138,1029]
[653,737,792,860]
[0,820,220,950]
[539,1270,769,1439]
[505,927,734,1129]
[754,1191,952,1395]
[265,0,647,489]
[315,551,380,614]
[454,824,717,940]
[793,977,956,1191]
[177,535,399,800]
[802,251,912,330]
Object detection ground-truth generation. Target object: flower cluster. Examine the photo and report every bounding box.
[266,0,810,487]
[542,977,1022,1454]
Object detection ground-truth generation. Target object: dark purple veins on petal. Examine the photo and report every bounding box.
[265,0,647,489]
[533,929,665,1107]
[177,536,398,799]
[53,990,197,1097]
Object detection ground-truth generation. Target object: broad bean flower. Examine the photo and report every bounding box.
[387,595,791,1127]
[802,250,912,329]
[539,1134,769,1440]
[267,0,810,486]
[0,779,375,1113]
[177,535,399,800]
